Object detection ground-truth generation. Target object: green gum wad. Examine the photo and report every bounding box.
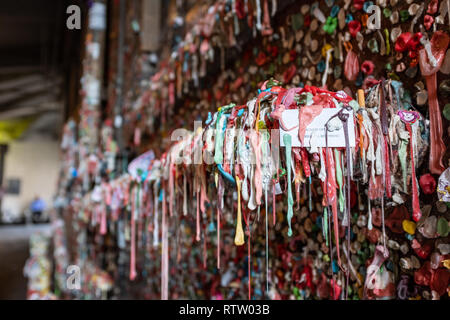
[292,13,304,31]
[437,218,449,237]
[323,17,338,35]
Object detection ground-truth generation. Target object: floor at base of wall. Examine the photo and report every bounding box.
[0,224,51,299]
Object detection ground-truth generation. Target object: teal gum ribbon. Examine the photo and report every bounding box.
[217,164,236,185]
[257,88,277,95]
[391,80,403,109]
[284,134,294,236]
[214,104,235,165]
[215,104,236,184]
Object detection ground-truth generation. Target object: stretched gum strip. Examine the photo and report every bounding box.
[250,131,263,205]
[283,134,294,236]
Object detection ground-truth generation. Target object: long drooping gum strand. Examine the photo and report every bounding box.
[200,180,208,214]
[283,134,294,236]
[130,213,136,280]
[138,210,143,249]
[299,148,313,211]
[327,204,335,300]
[248,230,252,300]
[251,131,263,205]
[272,180,276,226]
[203,226,207,269]
[153,184,159,247]
[169,163,174,217]
[232,0,239,35]
[196,189,201,242]
[161,189,169,300]
[265,188,269,295]
[343,244,362,286]
[323,207,329,246]
[101,184,111,234]
[343,115,352,300]
[334,149,345,214]
[273,142,280,226]
[217,207,221,270]
[256,0,262,31]
[300,148,311,178]
[255,99,261,130]
[379,82,388,135]
[183,176,187,216]
[261,0,272,35]
[215,172,221,270]
[214,113,226,165]
[234,177,245,246]
[406,123,421,222]
[338,33,344,62]
[130,186,137,281]
[357,89,366,160]
[381,194,388,255]
[149,188,156,217]
[384,137,392,197]
[324,146,341,268]
[358,114,365,159]
[308,179,312,212]
[399,139,408,191]
[271,0,277,16]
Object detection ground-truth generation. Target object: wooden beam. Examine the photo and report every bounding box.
[0,66,42,76]
[0,76,61,106]
[13,92,59,108]
[0,101,61,120]
[0,74,44,91]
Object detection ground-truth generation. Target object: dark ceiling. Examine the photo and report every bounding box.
[0,0,66,68]
[0,0,85,134]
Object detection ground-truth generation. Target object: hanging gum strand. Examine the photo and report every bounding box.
[324,147,341,268]
[161,188,169,300]
[406,123,421,222]
[323,207,329,246]
[272,179,276,226]
[248,226,252,300]
[265,188,269,295]
[235,176,245,246]
[169,163,174,217]
[250,131,263,206]
[196,189,201,242]
[334,149,345,213]
[217,207,221,270]
[283,134,294,236]
[129,185,137,281]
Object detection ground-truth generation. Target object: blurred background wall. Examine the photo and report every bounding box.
[0,0,85,224]
[1,132,60,223]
